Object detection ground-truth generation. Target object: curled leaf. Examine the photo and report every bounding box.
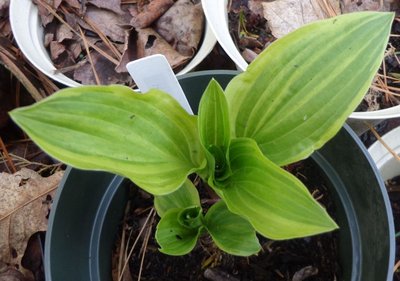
[155,208,203,256]
[219,138,338,240]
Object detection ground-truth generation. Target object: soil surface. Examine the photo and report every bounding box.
[122,158,341,281]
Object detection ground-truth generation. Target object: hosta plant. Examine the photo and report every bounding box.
[10,12,393,256]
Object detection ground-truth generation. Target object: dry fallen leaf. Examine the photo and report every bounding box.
[341,0,391,12]
[136,27,190,71]
[292,265,318,281]
[262,0,330,38]
[33,0,62,26]
[83,6,130,43]
[155,0,204,57]
[87,0,124,15]
[74,45,130,84]
[0,168,63,278]
[0,265,27,281]
[0,0,9,17]
[33,0,204,85]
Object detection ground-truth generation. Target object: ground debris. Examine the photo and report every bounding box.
[0,169,63,279]
[292,265,318,281]
[204,267,240,281]
[32,0,204,85]
[262,0,329,38]
[341,0,391,12]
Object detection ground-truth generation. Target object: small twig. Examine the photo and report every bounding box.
[83,16,122,60]
[121,0,139,3]
[382,56,389,103]
[366,123,400,162]
[54,60,87,74]
[137,215,154,281]
[4,153,62,172]
[117,202,131,278]
[0,137,17,173]
[34,68,60,94]
[376,73,400,82]
[78,26,101,85]
[0,181,59,222]
[118,208,155,281]
[315,0,337,18]
[370,85,400,97]
[394,259,400,273]
[0,51,44,101]
[374,83,400,93]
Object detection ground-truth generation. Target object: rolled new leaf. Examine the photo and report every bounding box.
[198,79,231,181]
[156,207,203,256]
[225,12,393,166]
[10,85,206,195]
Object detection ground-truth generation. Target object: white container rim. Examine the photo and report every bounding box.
[10,0,217,88]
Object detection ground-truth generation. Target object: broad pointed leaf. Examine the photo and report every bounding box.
[225,12,393,166]
[10,85,205,195]
[155,207,203,256]
[198,79,231,152]
[154,179,200,217]
[205,201,260,256]
[219,138,338,240]
[198,79,231,180]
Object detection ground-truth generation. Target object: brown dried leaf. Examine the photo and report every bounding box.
[363,88,382,111]
[262,0,328,38]
[0,0,9,18]
[68,41,82,59]
[136,27,190,71]
[56,23,74,42]
[87,0,124,14]
[0,40,44,102]
[248,0,265,17]
[115,29,136,73]
[0,266,28,281]
[131,0,174,28]
[292,265,318,281]
[0,18,11,37]
[155,0,204,57]
[64,0,81,9]
[74,47,130,84]
[82,6,130,43]
[49,41,66,60]
[341,0,391,12]
[33,0,62,26]
[0,169,63,273]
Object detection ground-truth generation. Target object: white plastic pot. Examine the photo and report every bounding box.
[368,126,400,181]
[10,0,217,87]
[201,0,400,120]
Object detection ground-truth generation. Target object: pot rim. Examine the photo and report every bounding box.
[44,70,395,281]
[368,125,400,180]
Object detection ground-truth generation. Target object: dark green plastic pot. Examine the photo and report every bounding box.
[44,71,395,281]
